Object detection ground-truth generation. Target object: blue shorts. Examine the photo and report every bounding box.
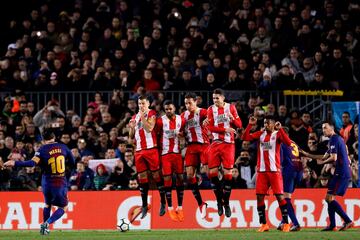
[42,177,68,207]
[283,170,303,193]
[327,175,350,196]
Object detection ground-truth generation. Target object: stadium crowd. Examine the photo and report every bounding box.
[0,0,359,191]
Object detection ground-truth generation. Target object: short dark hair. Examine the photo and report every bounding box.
[42,128,55,140]
[322,120,334,127]
[343,111,350,116]
[163,100,175,107]
[264,115,276,122]
[213,88,225,96]
[184,92,197,100]
[138,95,149,101]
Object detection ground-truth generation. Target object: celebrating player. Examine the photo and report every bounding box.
[278,135,303,231]
[207,88,242,217]
[182,93,209,219]
[128,95,166,219]
[302,121,353,231]
[4,128,75,235]
[157,100,185,221]
[242,116,291,232]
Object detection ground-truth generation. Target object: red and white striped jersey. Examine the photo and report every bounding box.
[242,126,291,172]
[132,110,157,151]
[207,103,242,143]
[181,108,209,144]
[157,114,185,155]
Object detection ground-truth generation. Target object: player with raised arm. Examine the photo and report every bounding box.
[302,121,353,231]
[207,88,242,217]
[242,116,291,232]
[182,93,209,219]
[278,133,303,231]
[4,128,75,235]
[157,100,186,221]
[128,95,166,219]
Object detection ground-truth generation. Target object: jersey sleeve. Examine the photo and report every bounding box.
[242,124,263,141]
[180,116,186,132]
[200,108,208,122]
[277,127,292,146]
[155,117,163,134]
[329,136,338,154]
[230,104,242,129]
[148,110,157,119]
[31,150,41,164]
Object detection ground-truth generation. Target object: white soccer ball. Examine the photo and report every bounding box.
[117,218,130,232]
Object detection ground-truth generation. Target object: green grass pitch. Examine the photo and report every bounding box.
[1,229,360,240]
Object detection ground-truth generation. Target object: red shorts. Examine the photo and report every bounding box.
[135,148,160,173]
[256,172,284,195]
[184,143,209,167]
[208,142,235,170]
[161,153,184,176]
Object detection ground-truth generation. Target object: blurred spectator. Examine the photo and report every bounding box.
[93,163,109,190]
[128,176,139,190]
[340,111,353,143]
[103,161,130,190]
[15,166,41,191]
[231,167,247,189]
[299,167,317,188]
[69,161,94,190]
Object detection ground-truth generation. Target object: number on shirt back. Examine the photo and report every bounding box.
[48,155,65,174]
[291,142,300,157]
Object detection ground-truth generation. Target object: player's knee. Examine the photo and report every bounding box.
[164,177,172,188]
[176,175,184,185]
[187,176,197,185]
[208,168,218,179]
[138,171,148,179]
[223,172,232,181]
[138,178,148,184]
[152,171,162,183]
[325,195,334,203]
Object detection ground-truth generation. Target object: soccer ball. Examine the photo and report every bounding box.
[117,218,130,232]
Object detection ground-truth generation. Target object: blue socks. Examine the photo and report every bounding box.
[43,207,51,223]
[285,198,299,226]
[46,208,65,224]
[330,200,352,224]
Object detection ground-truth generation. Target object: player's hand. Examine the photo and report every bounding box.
[128,119,136,129]
[3,160,15,168]
[249,116,257,125]
[177,131,184,138]
[202,118,209,126]
[299,148,307,156]
[225,128,236,133]
[274,121,282,130]
[316,159,324,165]
[228,112,234,121]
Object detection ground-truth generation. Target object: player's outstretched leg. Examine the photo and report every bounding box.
[164,176,178,222]
[40,207,65,235]
[187,172,207,219]
[257,195,269,232]
[176,174,185,222]
[138,174,150,219]
[43,205,51,223]
[209,169,223,216]
[329,198,353,231]
[152,171,166,216]
[222,170,232,218]
[285,198,301,231]
[275,195,290,232]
